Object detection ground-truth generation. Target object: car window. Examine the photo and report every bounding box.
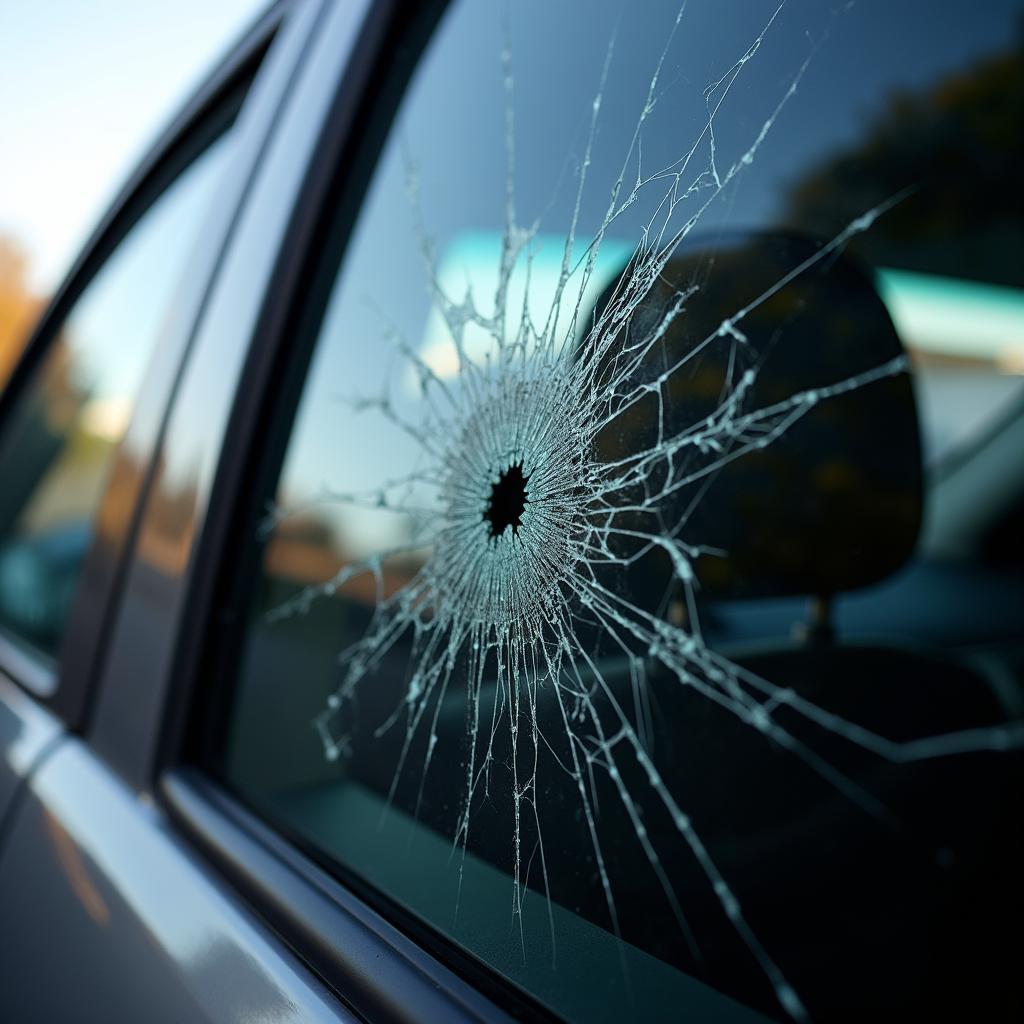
[0,132,232,666]
[209,2,1023,1021]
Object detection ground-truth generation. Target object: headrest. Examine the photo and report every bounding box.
[590,231,922,600]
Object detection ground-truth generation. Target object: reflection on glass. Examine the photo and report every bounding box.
[0,134,230,660]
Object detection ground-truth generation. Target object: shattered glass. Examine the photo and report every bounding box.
[221,1,1024,1020]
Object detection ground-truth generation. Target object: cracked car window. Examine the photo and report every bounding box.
[214,2,1024,1020]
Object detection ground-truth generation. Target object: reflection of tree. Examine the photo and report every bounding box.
[787,36,1024,288]
[0,234,43,389]
[263,510,419,605]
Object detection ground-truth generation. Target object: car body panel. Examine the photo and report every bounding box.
[0,739,355,1023]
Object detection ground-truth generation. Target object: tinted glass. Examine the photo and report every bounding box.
[0,134,231,662]
[216,2,1024,1021]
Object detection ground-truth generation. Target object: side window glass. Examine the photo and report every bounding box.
[213,2,1023,1022]
[0,133,231,663]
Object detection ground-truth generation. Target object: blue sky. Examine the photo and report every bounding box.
[0,0,264,294]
